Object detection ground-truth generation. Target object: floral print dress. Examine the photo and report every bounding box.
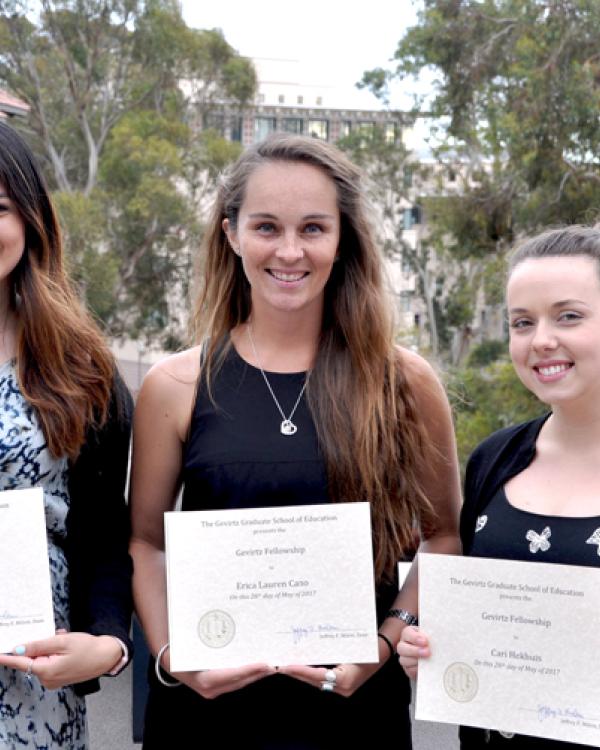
[0,359,87,749]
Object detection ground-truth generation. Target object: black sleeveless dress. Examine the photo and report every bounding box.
[142,344,412,749]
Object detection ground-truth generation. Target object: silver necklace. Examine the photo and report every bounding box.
[247,325,308,436]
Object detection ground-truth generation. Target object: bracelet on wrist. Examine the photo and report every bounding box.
[386,608,418,626]
[377,632,395,660]
[105,637,129,676]
[154,643,181,688]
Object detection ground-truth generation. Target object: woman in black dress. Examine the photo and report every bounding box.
[130,134,461,749]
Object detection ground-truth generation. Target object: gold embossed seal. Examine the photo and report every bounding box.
[443,662,478,703]
[197,610,236,648]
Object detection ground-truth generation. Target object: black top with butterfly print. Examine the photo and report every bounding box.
[458,416,598,750]
[469,485,600,567]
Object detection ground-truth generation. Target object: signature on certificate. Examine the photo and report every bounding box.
[0,610,42,622]
[538,705,584,722]
[290,624,340,644]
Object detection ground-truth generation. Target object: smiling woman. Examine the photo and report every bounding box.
[222,160,340,322]
[129,134,462,749]
[0,184,25,294]
[507,254,600,412]
[0,122,133,750]
[399,225,600,750]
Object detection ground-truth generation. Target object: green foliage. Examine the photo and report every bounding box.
[448,358,546,469]
[465,339,508,367]
[391,0,600,233]
[54,190,120,323]
[360,0,600,360]
[0,0,255,344]
[194,129,243,178]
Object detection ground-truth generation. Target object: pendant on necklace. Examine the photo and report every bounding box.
[280,419,298,436]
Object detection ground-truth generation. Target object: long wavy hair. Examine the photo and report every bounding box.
[0,122,114,458]
[193,134,437,582]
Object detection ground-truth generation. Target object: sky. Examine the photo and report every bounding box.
[180,0,423,111]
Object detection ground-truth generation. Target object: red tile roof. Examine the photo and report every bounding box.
[0,89,30,118]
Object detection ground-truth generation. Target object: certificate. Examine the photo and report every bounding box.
[0,488,55,652]
[416,553,600,746]
[165,502,378,671]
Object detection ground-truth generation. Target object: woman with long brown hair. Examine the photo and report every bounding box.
[130,133,461,748]
[0,122,133,748]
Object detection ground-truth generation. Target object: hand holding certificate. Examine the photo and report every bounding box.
[165,502,378,671]
[0,488,55,653]
[416,553,600,747]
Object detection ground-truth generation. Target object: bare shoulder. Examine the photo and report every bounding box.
[136,347,202,437]
[395,346,451,421]
[398,347,455,455]
[396,346,443,393]
[141,347,202,394]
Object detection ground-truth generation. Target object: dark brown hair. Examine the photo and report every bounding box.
[0,122,115,458]
[509,225,600,275]
[193,134,437,582]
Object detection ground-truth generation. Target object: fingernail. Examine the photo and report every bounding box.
[418,648,429,657]
[14,645,26,655]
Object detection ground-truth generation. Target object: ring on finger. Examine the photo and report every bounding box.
[25,659,34,685]
[323,668,337,685]
[320,681,335,692]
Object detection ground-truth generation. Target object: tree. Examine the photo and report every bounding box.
[0,0,256,344]
[447,356,545,470]
[338,126,448,356]
[362,0,600,358]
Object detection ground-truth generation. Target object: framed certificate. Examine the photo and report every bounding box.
[165,502,378,671]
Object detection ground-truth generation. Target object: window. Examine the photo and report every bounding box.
[402,206,422,230]
[340,121,352,138]
[316,96,323,106]
[281,118,303,134]
[278,94,285,104]
[203,111,225,136]
[254,117,276,142]
[307,119,329,140]
[399,291,412,312]
[403,166,413,189]
[297,95,304,105]
[230,117,243,142]
[356,121,375,138]
[385,122,397,143]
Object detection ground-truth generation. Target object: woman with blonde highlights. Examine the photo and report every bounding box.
[0,122,133,748]
[131,133,461,748]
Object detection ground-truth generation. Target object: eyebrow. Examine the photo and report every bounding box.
[509,299,590,314]
[247,212,337,220]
